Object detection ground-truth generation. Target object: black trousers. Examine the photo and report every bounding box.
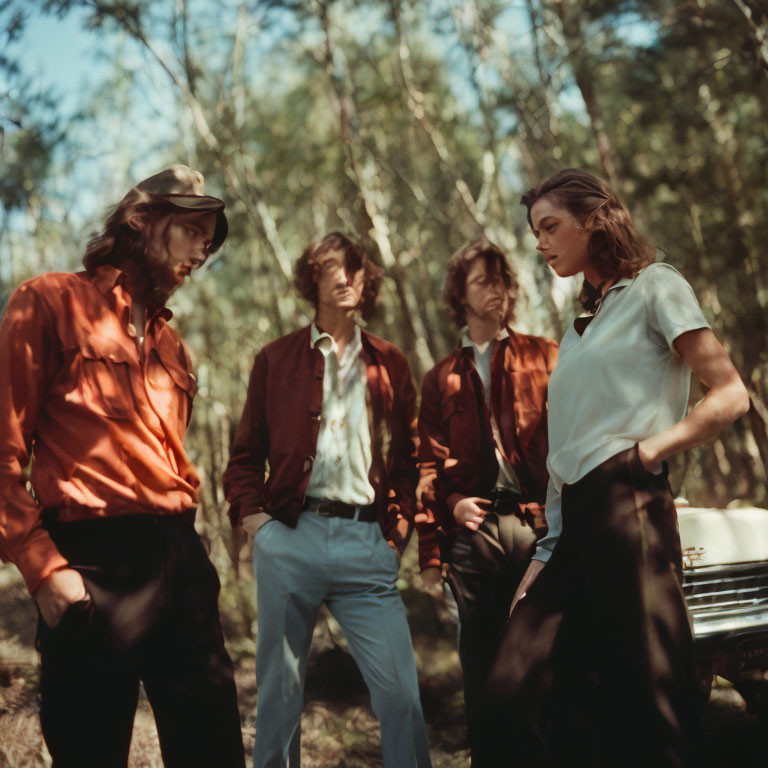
[485,446,700,768]
[37,513,245,768]
[445,508,538,767]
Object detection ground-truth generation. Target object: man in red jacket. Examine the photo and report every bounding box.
[0,166,244,767]
[416,238,557,767]
[224,232,431,768]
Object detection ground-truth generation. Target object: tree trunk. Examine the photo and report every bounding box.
[316,0,434,375]
[549,0,619,188]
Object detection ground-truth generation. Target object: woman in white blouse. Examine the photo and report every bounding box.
[487,169,749,767]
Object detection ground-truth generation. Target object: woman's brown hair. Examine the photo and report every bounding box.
[520,169,655,311]
[294,231,383,320]
[443,237,518,328]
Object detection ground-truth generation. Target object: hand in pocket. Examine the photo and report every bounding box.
[35,568,91,629]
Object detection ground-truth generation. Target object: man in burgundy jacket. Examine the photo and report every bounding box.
[223,232,431,768]
[416,238,557,767]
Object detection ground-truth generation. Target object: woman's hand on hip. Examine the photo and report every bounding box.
[636,439,660,471]
[508,559,546,618]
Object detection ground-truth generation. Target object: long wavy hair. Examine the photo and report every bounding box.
[83,188,180,274]
[444,237,518,328]
[520,169,655,311]
[294,231,383,320]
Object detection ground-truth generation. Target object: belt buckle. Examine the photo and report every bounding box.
[316,502,333,517]
[309,498,333,517]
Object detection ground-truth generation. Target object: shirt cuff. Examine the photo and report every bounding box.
[533,479,562,564]
[417,528,442,571]
[532,544,554,564]
[420,554,442,571]
[15,528,69,595]
[227,497,265,528]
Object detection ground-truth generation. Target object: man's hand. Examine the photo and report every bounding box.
[34,568,89,629]
[508,559,545,618]
[241,511,273,540]
[452,496,491,531]
[420,566,446,605]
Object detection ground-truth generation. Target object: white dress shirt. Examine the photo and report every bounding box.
[304,323,376,506]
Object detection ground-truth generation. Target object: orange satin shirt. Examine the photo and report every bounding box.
[0,266,200,593]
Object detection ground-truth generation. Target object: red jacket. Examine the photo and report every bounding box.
[223,326,418,553]
[416,329,558,570]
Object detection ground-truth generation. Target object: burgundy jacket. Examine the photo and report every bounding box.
[223,325,418,554]
[415,329,558,570]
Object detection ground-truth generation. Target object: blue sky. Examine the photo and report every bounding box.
[5,6,183,230]
[16,7,102,118]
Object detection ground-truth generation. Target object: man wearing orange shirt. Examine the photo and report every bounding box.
[0,166,244,768]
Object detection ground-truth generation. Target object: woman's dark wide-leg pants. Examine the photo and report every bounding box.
[486,445,700,768]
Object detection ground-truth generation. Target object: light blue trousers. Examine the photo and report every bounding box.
[251,510,432,768]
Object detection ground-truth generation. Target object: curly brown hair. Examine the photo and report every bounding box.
[443,237,518,328]
[294,231,383,320]
[520,169,655,311]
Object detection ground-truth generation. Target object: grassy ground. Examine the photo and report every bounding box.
[2,560,767,767]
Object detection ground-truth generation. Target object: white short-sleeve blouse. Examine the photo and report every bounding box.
[534,262,710,562]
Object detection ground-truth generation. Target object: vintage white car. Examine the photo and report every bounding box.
[678,500,768,719]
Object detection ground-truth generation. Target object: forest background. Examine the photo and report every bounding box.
[1,1,768,766]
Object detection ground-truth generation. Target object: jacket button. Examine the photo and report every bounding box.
[310,412,321,421]
[303,457,314,473]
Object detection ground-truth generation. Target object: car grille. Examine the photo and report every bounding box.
[683,561,768,638]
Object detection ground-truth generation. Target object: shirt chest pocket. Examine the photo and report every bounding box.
[147,349,197,428]
[76,338,135,420]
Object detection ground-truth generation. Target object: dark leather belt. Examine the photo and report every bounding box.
[305,496,378,522]
[488,488,523,514]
